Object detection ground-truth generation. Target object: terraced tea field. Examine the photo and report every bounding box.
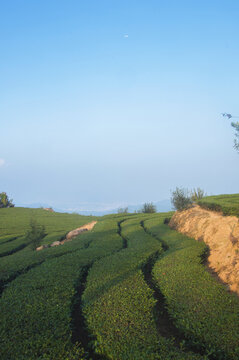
[1,207,239,359]
[197,193,239,217]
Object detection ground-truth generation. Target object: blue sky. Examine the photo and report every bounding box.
[1,0,239,211]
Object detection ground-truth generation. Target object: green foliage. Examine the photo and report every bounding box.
[171,187,193,211]
[0,235,28,257]
[144,216,239,360]
[0,220,123,359]
[197,193,239,217]
[0,228,92,289]
[0,208,98,298]
[0,207,96,238]
[26,218,46,250]
[0,192,14,208]
[1,207,239,359]
[231,121,239,151]
[82,216,201,359]
[171,187,206,211]
[190,188,206,202]
[140,202,157,213]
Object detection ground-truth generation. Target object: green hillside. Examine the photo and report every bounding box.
[0,206,239,359]
[0,207,96,238]
[0,207,96,256]
[197,193,239,216]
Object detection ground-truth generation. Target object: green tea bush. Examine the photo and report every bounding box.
[2,207,238,359]
[0,207,96,261]
[82,216,202,360]
[0,220,123,359]
[0,236,28,257]
[0,207,95,238]
[0,235,19,245]
[144,216,239,360]
[0,230,92,291]
[197,194,239,217]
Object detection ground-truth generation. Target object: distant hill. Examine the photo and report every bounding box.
[15,199,172,216]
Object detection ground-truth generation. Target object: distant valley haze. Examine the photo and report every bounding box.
[15,199,172,216]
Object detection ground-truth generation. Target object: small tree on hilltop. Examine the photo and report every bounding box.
[117,207,128,214]
[141,202,157,213]
[190,188,206,202]
[26,218,46,250]
[0,192,14,208]
[171,187,193,211]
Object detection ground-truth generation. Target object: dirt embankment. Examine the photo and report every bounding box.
[64,221,97,242]
[169,205,239,295]
[36,221,97,251]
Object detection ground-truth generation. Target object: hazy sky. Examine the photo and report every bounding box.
[1,0,239,211]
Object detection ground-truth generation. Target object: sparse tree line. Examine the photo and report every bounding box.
[1,189,205,251]
[171,187,206,211]
[118,202,157,214]
[117,188,206,215]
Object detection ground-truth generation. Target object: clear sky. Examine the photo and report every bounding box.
[1,0,239,211]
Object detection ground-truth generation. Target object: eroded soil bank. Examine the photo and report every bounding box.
[169,205,239,295]
[64,221,97,241]
[36,221,97,250]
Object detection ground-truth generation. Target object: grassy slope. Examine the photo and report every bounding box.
[197,193,239,216]
[0,207,96,257]
[1,206,239,359]
[145,216,239,360]
[0,209,202,360]
[82,215,161,360]
[83,215,202,360]
[0,219,123,360]
[0,207,100,293]
[0,207,96,238]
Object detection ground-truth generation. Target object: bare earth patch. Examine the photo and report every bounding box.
[36,221,97,251]
[64,221,97,241]
[169,205,239,295]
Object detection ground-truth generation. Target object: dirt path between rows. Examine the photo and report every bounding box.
[169,205,239,295]
[36,221,97,251]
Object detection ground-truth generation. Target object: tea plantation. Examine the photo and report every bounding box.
[0,206,239,359]
[197,193,239,216]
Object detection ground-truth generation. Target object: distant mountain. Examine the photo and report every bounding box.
[15,199,172,216]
